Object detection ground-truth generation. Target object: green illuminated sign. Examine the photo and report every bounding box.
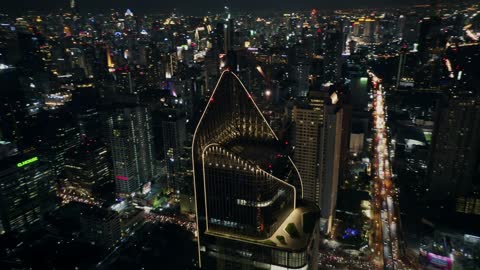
[16,157,39,168]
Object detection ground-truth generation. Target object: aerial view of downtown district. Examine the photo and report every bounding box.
[0,0,479,269]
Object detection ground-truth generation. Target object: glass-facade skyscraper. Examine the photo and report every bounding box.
[192,70,320,269]
[104,105,155,195]
[0,154,56,234]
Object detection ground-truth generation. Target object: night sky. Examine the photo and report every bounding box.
[1,0,427,15]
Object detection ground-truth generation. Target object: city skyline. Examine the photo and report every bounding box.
[1,0,439,14]
[1,0,479,269]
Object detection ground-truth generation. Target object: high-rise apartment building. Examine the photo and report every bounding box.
[292,90,344,233]
[192,70,320,269]
[292,91,327,205]
[397,15,406,38]
[323,24,343,84]
[289,44,310,97]
[104,105,155,195]
[428,45,480,206]
[429,96,480,199]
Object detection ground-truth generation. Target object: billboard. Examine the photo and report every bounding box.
[420,252,453,270]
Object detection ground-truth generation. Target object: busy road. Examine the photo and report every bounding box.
[144,212,196,233]
[369,70,405,270]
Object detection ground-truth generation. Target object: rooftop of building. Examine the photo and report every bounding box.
[225,137,287,161]
[78,203,119,221]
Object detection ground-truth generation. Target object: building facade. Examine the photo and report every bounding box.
[0,154,56,234]
[192,70,320,269]
[79,203,121,249]
[62,139,111,204]
[104,105,155,195]
[428,45,480,204]
[292,90,344,233]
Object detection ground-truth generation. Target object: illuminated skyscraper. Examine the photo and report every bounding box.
[428,45,480,203]
[429,96,480,197]
[0,154,56,234]
[323,24,343,84]
[397,15,406,38]
[289,44,310,97]
[192,70,320,269]
[42,111,80,177]
[62,139,111,204]
[104,105,155,195]
[292,90,344,233]
[0,65,24,145]
[292,91,328,206]
[153,108,186,191]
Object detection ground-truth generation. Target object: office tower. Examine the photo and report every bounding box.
[213,22,225,54]
[323,24,343,84]
[417,16,443,65]
[415,14,446,89]
[337,87,352,191]
[145,43,161,87]
[78,108,104,140]
[429,95,480,201]
[89,44,109,82]
[104,105,155,195]
[395,44,409,89]
[292,90,344,233]
[293,63,310,97]
[67,47,92,78]
[78,203,121,249]
[289,44,310,97]
[161,52,178,79]
[224,18,234,53]
[69,0,78,14]
[113,68,135,94]
[192,70,320,269]
[0,65,28,146]
[62,139,111,204]
[397,15,406,38]
[152,108,186,191]
[0,154,56,234]
[428,45,480,205]
[223,18,236,68]
[41,110,81,177]
[363,18,376,42]
[178,143,195,214]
